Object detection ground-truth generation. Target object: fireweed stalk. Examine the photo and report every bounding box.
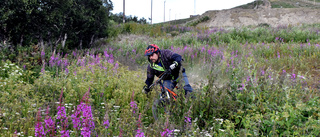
[135,113,145,137]
[184,105,192,131]
[130,91,138,114]
[35,108,45,137]
[45,106,56,136]
[161,117,173,137]
[103,113,110,129]
[57,89,69,137]
[70,87,95,137]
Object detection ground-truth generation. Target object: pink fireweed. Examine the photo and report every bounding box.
[35,108,45,137]
[135,113,145,137]
[41,50,45,60]
[136,128,145,137]
[56,106,67,121]
[49,55,55,67]
[70,87,95,136]
[57,89,69,137]
[45,106,55,136]
[130,91,139,114]
[103,119,110,129]
[80,103,95,137]
[291,73,296,80]
[161,117,174,137]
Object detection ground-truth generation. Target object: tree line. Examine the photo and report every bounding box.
[110,12,148,24]
[0,0,148,53]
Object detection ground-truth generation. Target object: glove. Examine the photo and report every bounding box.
[169,61,178,70]
[142,85,151,94]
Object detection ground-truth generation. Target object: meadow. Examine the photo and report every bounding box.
[1,23,320,136]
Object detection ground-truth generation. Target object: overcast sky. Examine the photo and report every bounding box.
[111,0,255,24]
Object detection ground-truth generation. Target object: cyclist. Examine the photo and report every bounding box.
[142,44,193,96]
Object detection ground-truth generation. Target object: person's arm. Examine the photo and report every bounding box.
[171,53,182,66]
[143,65,155,94]
[145,65,154,88]
[169,51,182,71]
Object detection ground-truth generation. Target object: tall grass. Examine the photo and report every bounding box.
[1,23,320,136]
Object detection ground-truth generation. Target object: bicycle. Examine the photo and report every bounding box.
[148,70,178,120]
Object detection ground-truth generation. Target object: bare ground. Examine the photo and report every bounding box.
[195,8,320,28]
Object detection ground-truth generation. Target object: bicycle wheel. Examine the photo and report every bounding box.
[152,98,170,120]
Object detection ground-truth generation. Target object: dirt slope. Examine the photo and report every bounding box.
[188,0,320,28]
[195,8,320,28]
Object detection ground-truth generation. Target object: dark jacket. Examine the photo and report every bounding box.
[145,49,182,87]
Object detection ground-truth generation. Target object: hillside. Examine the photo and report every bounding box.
[183,0,320,28]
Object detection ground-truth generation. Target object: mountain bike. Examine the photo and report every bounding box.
[149,70,178,120]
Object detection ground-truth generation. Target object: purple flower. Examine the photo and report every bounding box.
[161,128,173,137]
[130,91,138,113]
[44,115,55,135]
[65,68,69,74]
[71,105,82,130]
[104,51,110,58]
[292,73,296,80]
[49,55,55,67]
[41,66,45,74]
[261,70,265,75]
[35,108,45,137]
[70,89,95,136]
[130,100,138,114]
[114,62,119,70]
[35,121,45,137]
[57,59,62,67]
[63,59,68,67]
[60,130,70,137]
[103,119,110,129]
[41,50,45,60]
[56,106,66,120]
[136,128,145,137]
[73,50,77,57]
[185,116,191,123]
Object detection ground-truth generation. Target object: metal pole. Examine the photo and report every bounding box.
[123,0,125,23]
[194,0,196,15]
[164,0,166,22]
[169,9,171,21]
[151,0,153,24]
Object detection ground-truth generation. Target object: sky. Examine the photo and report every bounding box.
[111,0,255,24]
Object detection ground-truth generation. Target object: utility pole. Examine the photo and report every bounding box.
[123,0,125,23]
[164,0,166,22]
[169,9,171,21]
[151,0,153,24]
[194,0,196,15]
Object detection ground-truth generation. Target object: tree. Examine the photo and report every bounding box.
[0,0,114,50]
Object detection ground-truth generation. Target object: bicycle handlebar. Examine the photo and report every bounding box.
[148,69,171,89]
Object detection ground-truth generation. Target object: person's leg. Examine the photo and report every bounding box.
[182,68,193,95]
